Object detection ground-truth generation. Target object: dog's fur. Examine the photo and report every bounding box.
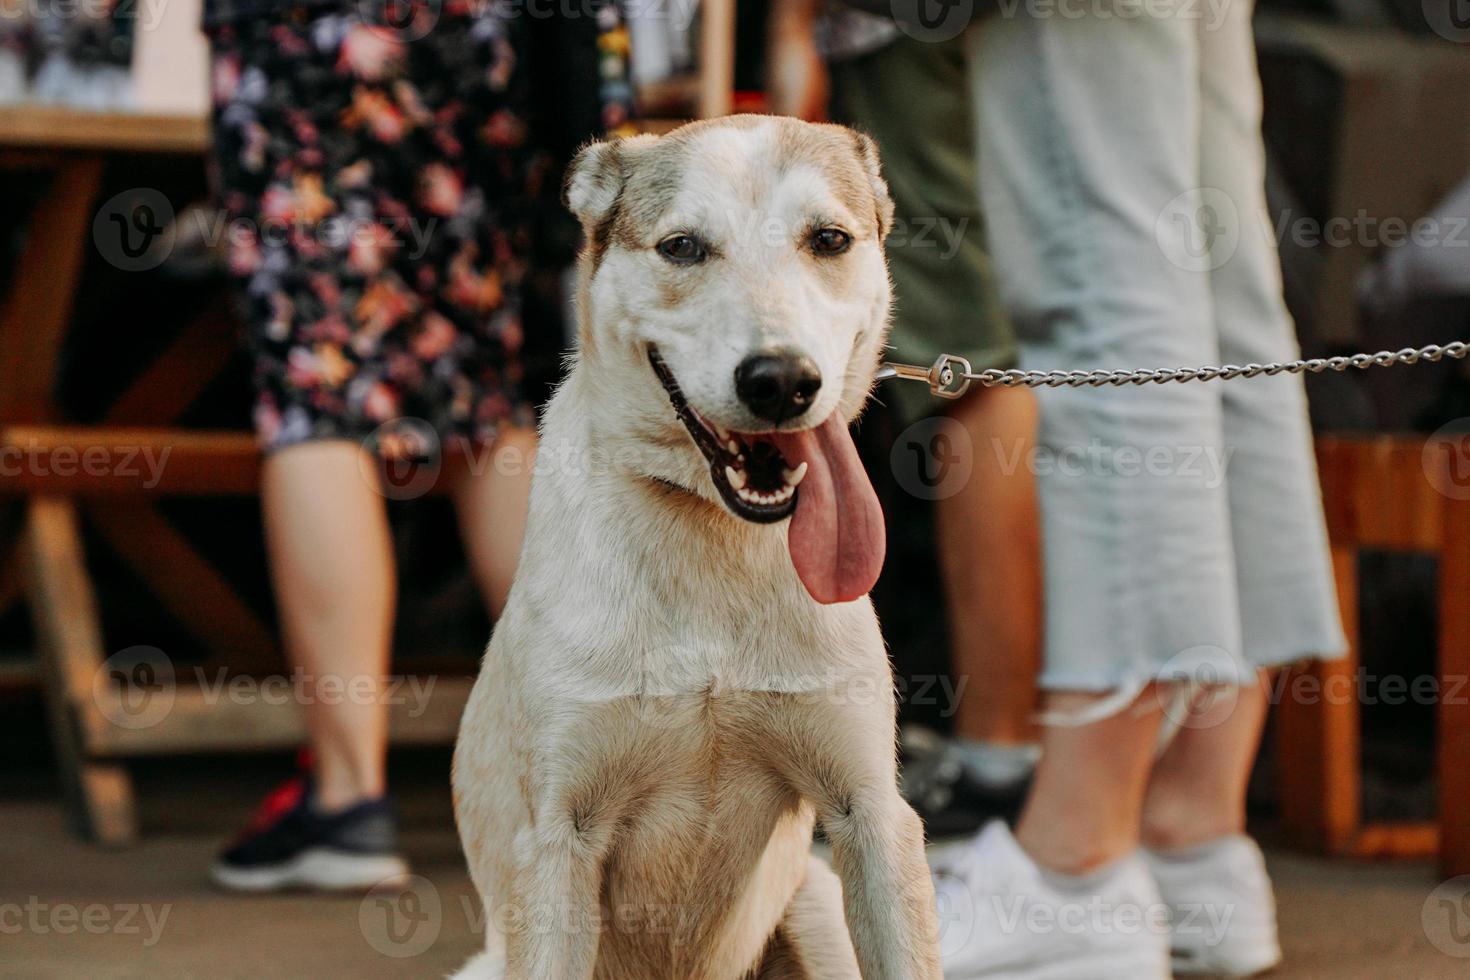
[452,115,941,980]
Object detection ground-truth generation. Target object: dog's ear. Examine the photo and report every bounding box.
[565,134,658,231]
[850,131,895,241]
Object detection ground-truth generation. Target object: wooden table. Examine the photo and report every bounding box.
[0,108,468,845]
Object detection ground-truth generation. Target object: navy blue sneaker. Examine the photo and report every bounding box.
[211,775,409,892]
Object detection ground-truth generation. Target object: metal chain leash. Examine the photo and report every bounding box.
[877,340,1470,399]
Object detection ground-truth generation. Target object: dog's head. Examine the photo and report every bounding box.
[566,116,895,604]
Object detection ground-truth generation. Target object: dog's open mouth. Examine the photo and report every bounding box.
[648,348,803,524]
[647,346,889,605]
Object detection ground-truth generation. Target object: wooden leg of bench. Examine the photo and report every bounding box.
[0,157,104,424]
[1275,544,1361,854]
[1440,495,1470,876]
[24,496,138,846]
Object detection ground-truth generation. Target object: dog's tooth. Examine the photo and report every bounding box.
[783,462,808,487]
[725,466,746,490]
[726,439,740,455]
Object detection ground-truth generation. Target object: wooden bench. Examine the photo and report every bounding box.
[1276,434,1470,876]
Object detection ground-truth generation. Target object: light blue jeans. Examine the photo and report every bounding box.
[966,0,1347,694]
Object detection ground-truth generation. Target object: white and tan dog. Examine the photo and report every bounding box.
[452,115,941,980]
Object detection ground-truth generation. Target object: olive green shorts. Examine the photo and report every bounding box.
[829,34,1017,426]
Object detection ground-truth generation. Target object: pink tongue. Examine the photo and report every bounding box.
[772,416,886,604]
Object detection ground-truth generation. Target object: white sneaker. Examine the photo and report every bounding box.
[1146,835,1281,977]
[932,821,1172,980]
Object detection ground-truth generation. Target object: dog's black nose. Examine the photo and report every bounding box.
[734,349,822,424]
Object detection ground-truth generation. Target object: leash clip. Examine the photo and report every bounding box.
[877,353,973,400]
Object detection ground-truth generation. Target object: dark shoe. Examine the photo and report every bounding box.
[211,776,409,893]
[899,727,1031,839]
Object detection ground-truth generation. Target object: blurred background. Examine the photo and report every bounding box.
[2,0,1470,976]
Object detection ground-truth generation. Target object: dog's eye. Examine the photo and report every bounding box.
[656,234,707,265]
[809,228,852,256]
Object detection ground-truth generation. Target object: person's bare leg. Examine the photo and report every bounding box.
[262,440,395,812]
[1014,688,1167,874]
[937,386,1041,746]
[449,425,538,619]
[1141,670,1270,851]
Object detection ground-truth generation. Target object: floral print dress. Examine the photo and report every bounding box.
[209,0,634,456]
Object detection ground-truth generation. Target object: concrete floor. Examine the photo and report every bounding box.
[3,769,1467,979]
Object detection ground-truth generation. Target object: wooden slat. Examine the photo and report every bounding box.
[1316,435,1442,552]
[103,301,239,425]
[0,157,104,424]
[83,501,280,673]
[0,107,208,155]
[89,676,473,757]
[0,426,480,497]
[1439,486,1470,876]
[1347,822,1438,860]
[0,427,261,496]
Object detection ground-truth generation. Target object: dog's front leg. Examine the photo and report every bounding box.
[504,811,611,980]
[819,788,942,980]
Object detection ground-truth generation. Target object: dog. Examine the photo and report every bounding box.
[451,115,942,980]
